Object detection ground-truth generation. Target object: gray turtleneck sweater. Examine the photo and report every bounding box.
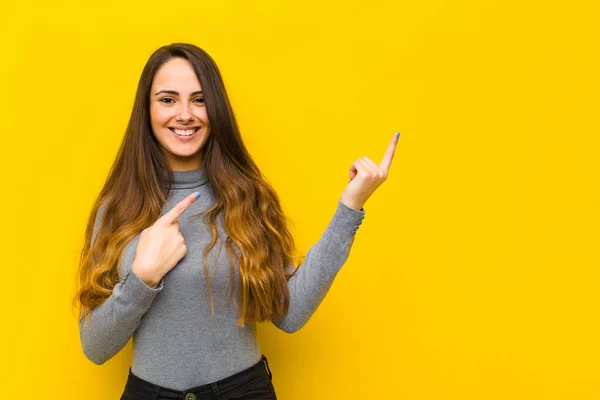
[79,167,366,390]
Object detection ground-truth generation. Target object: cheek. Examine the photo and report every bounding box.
[196,108,209,125]
[150,105,171,126]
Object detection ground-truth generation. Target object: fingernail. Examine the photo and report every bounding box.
[395,132,400,140]
[194,192,201,199]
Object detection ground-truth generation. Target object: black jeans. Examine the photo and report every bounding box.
[120,355,277,400]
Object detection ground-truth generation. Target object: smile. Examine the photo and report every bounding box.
[170,127,200,136]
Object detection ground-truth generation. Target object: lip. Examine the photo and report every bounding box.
[169,126,201,130]
[169,127,199,141]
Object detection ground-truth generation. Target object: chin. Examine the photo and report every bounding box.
[170,148,202,157]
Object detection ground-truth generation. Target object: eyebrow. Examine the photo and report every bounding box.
[154,90,203,96]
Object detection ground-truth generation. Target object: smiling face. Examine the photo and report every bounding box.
[149,57,210,171]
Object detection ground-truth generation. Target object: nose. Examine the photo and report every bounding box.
[176,103,193,122]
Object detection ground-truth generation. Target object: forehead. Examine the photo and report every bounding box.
[151,58,202,91]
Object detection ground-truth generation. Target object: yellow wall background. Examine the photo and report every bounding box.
[0,0,598,398]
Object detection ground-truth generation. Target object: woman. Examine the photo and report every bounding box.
[74,42,399,400]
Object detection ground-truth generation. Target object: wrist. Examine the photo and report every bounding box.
[143,277,160,289]
[132,262,160,288]
[339,197,363,211]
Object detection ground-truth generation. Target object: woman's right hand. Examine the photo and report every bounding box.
[131,192,201,288]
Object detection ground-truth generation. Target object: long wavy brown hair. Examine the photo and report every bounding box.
[73,43,302,327]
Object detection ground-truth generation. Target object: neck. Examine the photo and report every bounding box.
[169,166,209,190]
[166,152,202,172]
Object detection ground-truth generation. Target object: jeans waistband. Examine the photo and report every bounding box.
[123,354,273,399]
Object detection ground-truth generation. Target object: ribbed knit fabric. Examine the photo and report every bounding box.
[79,167,366,390]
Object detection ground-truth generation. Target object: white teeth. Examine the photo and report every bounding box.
[172,128,198,136]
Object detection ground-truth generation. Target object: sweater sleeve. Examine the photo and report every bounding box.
[79,201,164,365]
[271,200,366,333]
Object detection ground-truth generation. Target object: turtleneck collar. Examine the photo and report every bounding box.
[170,167,209,190]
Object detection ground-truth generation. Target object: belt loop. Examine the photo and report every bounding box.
[211,382,220,397]
[262,354,272,380]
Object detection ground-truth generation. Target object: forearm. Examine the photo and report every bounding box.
[272,200,365,333]
[79,269,163,364]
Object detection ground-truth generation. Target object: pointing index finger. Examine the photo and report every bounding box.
[157,192,200,226]
[380,132,400,173]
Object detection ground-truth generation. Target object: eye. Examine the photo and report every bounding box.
[158,97,204,104]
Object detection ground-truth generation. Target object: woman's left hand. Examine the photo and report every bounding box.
[339,133,400,211]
